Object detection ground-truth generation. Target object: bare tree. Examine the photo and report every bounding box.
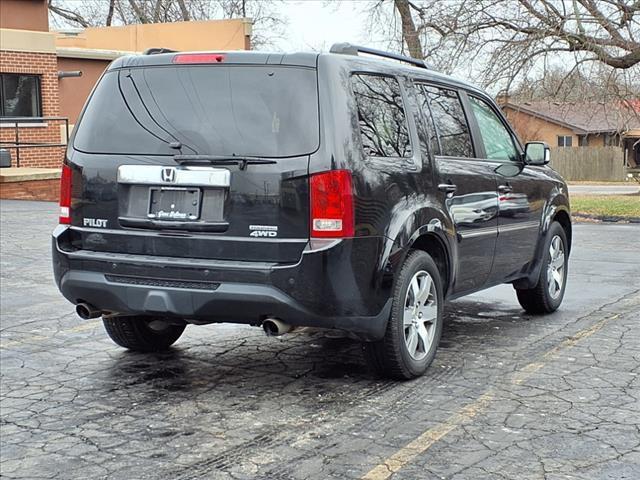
[48,0,91,27]
[509,64,640,102]
[48,0,284,48]
[373,0,640,95]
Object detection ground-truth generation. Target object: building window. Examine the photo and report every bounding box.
[578,135,588,147]
[351,74,412,158]
[557,135,572,147]
[0,74,42,118]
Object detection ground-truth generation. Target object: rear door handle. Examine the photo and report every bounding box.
[498,184,513,194]
[438,183,457,194]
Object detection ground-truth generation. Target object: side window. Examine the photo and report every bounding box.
[418,85,473,158]
[469,96,519,162]
[351,74,412,158]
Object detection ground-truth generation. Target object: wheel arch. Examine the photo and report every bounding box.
[552,208,572,255]
[515,194,572,290]
[384,206,456,299]
[409,232,452,297]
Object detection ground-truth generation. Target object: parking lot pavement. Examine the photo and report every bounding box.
[1,200,639,480]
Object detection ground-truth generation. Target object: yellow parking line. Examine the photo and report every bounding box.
[361,392,494,480]
[0,320,101,349]
[542,314,617,359]
[360,313,620,480]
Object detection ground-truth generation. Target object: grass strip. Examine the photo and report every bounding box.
[571,194,640,219]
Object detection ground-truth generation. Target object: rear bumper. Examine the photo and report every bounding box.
[52,226,393,340]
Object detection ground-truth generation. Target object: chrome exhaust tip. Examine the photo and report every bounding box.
[75,303,102,320]
[262,318,293,336]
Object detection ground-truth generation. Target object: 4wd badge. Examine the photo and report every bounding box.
[249,225,278,237]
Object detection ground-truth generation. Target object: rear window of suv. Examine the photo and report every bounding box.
[73,65,320,158]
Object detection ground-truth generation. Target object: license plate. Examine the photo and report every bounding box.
[148,187,201,221]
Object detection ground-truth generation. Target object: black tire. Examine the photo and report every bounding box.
[516,221,568,314]
[364,250,444,380]
[102,316,186,352]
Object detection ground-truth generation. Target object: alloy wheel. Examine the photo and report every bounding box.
[547,235,565,299]
[403,270,438,361]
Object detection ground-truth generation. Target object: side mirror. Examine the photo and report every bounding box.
[524,141,550,165]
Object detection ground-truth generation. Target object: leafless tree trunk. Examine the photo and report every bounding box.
[393,0,423,59]
[176,0,190,21]
[127,0,150,23]
[106,0,116,26]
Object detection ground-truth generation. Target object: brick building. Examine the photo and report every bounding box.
[0,0,252,200]
[1,0,66,170]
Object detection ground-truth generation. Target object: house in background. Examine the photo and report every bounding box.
[0,0,252,200]
[499,99,640,168]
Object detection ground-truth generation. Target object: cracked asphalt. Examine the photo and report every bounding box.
[1,200,639,480]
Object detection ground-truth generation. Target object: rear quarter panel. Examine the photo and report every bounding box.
[316,56,457,295]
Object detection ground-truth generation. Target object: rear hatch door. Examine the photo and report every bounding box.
[70,58,319,263]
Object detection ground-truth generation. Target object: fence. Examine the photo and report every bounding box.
[0,117,69,168]
[549,146,625,182]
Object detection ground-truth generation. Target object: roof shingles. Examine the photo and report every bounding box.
[503,100,640,134]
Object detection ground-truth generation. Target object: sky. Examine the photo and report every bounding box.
[270,1,478,86]
[271,1,383,52]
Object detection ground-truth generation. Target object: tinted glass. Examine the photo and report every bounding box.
[1,74,41,117]
[415,85,439,155]
[469,96,519,161]
[420,85,473,157]
[351,74,412,158]
[74,66,319,157]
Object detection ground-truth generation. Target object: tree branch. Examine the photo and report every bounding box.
[47,0,91,28]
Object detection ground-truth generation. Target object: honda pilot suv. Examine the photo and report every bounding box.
[52,44,571,379]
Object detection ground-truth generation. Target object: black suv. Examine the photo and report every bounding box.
[52,44,571,379]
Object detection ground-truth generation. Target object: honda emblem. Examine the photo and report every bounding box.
[161,167,176,183]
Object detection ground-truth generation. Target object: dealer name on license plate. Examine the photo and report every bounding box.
[148,187,201,221]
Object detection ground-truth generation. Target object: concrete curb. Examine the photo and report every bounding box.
[573,213,640,224]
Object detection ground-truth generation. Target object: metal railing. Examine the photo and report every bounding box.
[0,116,70,168]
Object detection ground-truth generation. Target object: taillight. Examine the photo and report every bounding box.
[310,170,354,238]
[172,53,226,64]
[59,164,72,224]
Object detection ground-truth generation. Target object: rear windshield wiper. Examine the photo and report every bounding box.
[173,154,277,170]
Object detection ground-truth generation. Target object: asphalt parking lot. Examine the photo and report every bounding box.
[1,200,639,480]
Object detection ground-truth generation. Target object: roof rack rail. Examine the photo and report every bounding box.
[143,47,178,55]
[329,42,428,69]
